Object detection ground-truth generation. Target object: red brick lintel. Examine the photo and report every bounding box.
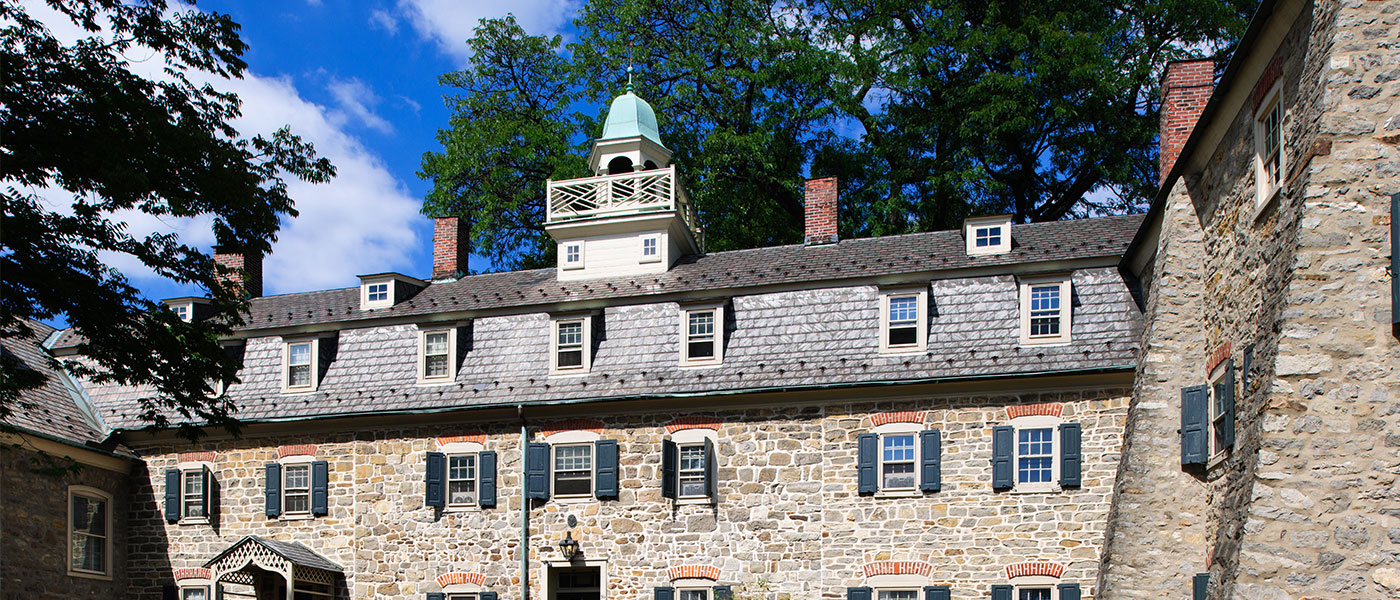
[179,451,215,463]
[871,411,927,427]
[540,419,605,438]
[863,561,933,578]
[668,565,721,581]
[665,417,722,434]
[1006,562,1065,579]
[277,444,317,458]
[436,434,486,446]
[436,572,486,588]
[175,568,212,581]
[1206,342,1233,375]
[1005,403,1062,420]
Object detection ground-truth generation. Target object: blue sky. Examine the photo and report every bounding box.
[29,0,585,305]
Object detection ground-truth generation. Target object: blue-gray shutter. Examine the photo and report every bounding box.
[920,430,941,492]
[924,585,950,600]
[311,460,329,516]
[1221,357,1236,450]
[992,425,1014,490]
[847,587,872,600]
[479,451,497,507]
[991,584,1012,600]
[661,439,678,500]
[713,585,732,600]
[1393,192,1399,339]
[1060,422,1082,488]
[1180,385,1209,466]
[1242,344,1254,394]
[481,591,498,600]
[164,468,181,523]
[425,451,445,508]
[264,463,281,517]
[1192,573,1209,600]
[704,437,718,503]
[526,442,550,500]
[205,466,218,528]
[655,587,675,600]
[857,433,877,494]
[426,593,444,600]
[1058,583,1080,600]
[595,439,619,499]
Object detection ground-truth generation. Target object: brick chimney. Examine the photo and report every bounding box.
[804,177,838,246]
[212,245,263,298]
[1159,59,1216,183]
[432,216,469,280]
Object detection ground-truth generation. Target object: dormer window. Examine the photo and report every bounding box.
[367,283,389,303]
[563,242,584,270]
[1019,276,1072,345]
[680,303,725,366]
[879,287,928,353]
[418,326,461,384]
[640,234,661,263]
[281,337,328,393]
[163,298,209,322]
[551,316,592,374]
[358,273,424,310]
[172,304,190,322]
[965,216,1012,256]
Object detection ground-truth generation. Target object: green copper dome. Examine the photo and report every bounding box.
[600,92,664,146]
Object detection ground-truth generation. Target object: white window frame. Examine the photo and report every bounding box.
[171,303,191,322]
[437,440,485,512]
[640,233,663,263]
[176,460,213,525]
[867,574,932,600]
[879,287,928,354]
[1253,83,1285,215]
[551,442,595,499]
[1010,415,1061,494]
[670,428,718,505]
[677,586,712,600]
[1018,276,1072,346]
[418,326,459,384]
[875,589,920,600]
[280,456,314,518]
[281,338,320,393]
[67,486,112,580]
[179,579,213,600]
[965,215,1012,256]
[550,316,592,375]
[872,422,922,495]
[562,241,585,270]
[1208,361,1231,462]
[1010,576,1060,600]
[679,304,725,367]
[361,280,393,309]
[442,580,483,600]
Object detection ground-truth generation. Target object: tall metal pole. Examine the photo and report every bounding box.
[519,405,531,600]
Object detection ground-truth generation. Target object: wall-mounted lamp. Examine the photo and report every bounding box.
[558,530,581,561]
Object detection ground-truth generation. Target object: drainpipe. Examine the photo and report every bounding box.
[1391,192,1398,339]
[519,405,530,600]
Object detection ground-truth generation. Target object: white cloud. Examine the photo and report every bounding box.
[369,9,398,34]
[394,0,582,64]
[326,76,395,134]
[19,1,427,295]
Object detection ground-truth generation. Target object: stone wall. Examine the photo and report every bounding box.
[125,385,1131,600]
[0,444,130,599]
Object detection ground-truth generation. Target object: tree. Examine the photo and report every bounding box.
[1,0,334,441]
[422,0,1252,268]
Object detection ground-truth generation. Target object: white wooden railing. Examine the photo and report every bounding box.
[546,166,701,245]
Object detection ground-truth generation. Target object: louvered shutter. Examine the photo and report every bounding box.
[425,452,445,508]
[704,437,718,503]
[1058,583,1080,600]
[1242,344,1253,394]
[991,425,1014,490]
[1060,422,1082,488]
[526,442,550,500]
[1180,385,1209,466]
[1192,573,1209,600]
[595,439,619,499]
[264,463,281,517]
[310,460,329,516]
[201,466,213,522]
[661,439,678,500]
[924,585,950,600]
[655,587,675,600]
[426,593,444,600]
[856,433,877,494]
[1221,357,1236,450]
[713,585,732,600]
[479,451,498,507]
[990,585,1012,600]
[481,591,498,600]
[847,587,872,600]
[164,468,181,523]
[920,430,941,492]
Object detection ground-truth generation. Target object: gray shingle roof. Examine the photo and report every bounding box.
[1,319,109,446]
[203,536,343,572]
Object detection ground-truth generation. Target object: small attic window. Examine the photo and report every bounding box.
[358,273,423,310]
[172,304,190,322]
[965,216,1012,256]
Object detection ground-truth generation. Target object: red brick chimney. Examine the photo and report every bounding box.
[432,216,469,280]
[1159,59,1216,183]
[212,245,263,298]
[804,177,838,246]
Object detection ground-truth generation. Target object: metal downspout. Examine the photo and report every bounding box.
[519,405,531,600]
[1391,192,1398,339]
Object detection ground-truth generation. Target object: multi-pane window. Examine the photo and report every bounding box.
[678,444,707,497]
[878,591,918,600]
[886,296,920,347]
[423,331,451,379]
[287,342,313,388]
[283,464,311,514]
[172,305,190,322]
[641,236,660,260]
[446,594,478,600]
[366,283,389,303]
[182,587,209,600]
[69,490,108,575]
[1028,285,1062,337]
[880,434,916,489]
[564,243,583,267]
[686,310,716,360]
[680,590,710,600]
[1257,95,1283,203]
[1017,428,1054,484]
[1018,589,1052,600]
[975,225,1003,248]
[182,470,204,519]
[554,444,593,496]
[556,320,585,369]
[1210,368,1231,457]
[447,454,477,506]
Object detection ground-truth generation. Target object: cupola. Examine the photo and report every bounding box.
[587,89,674,176]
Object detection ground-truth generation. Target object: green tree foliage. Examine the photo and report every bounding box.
[1,0,334,440]
[422,0,1253,269]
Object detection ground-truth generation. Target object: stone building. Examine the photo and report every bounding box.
[4,0,1398,598]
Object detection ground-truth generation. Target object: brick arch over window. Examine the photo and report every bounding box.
[668,566,721,581]
[436,433,487,446]
[175,568,212,581]
[180,451,215,463]
[540,419,605,437]
[277,444,317,458]
[436,572,487,587]
[1005,562,1065,579]
[870,411,927,427]
[863,561,933,578]
[1005,403,1062,420]
[665,417,721,434]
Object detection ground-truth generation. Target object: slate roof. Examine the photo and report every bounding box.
[0,319,110,446]
[204,536,343,572]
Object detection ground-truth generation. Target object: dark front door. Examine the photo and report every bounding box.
[551,567,601,600]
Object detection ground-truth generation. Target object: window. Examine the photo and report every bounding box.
[678,444,707,497]
[563,242,584,269]
[641,234,662,263]
[446,594,479,600]
[420,328,457,383]
[447,454,477,506]
[283,463,311,515]
[1019,589,1052,600]
[965,216,1012,255]
[993,414,1081,493]
[554,444,593,496]
[1254,85,1284,210]
[1017,428,1054,485]
[880,434,916,490]
[878,591,918,600]
[181,585,211,600]
[182,470,205,519]
[879,288,927,353]
[1208,360,1234,458]
[284,340,316,391]
[165,464,213,525]
[1019,277,1071,345]
[551,317,591,374]
[68,487,110,577]
[858,422,940,495]
[367,282,389,303]
[680,305,724,366]
[975,226,1002,249]
[680,590,710,600]
[172,304,190,322]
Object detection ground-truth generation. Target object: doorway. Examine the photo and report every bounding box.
[550,566,602,600]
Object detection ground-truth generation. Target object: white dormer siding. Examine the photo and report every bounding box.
[553,222,688,282]
[358,273,425,310]
[965,216,1013,256]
